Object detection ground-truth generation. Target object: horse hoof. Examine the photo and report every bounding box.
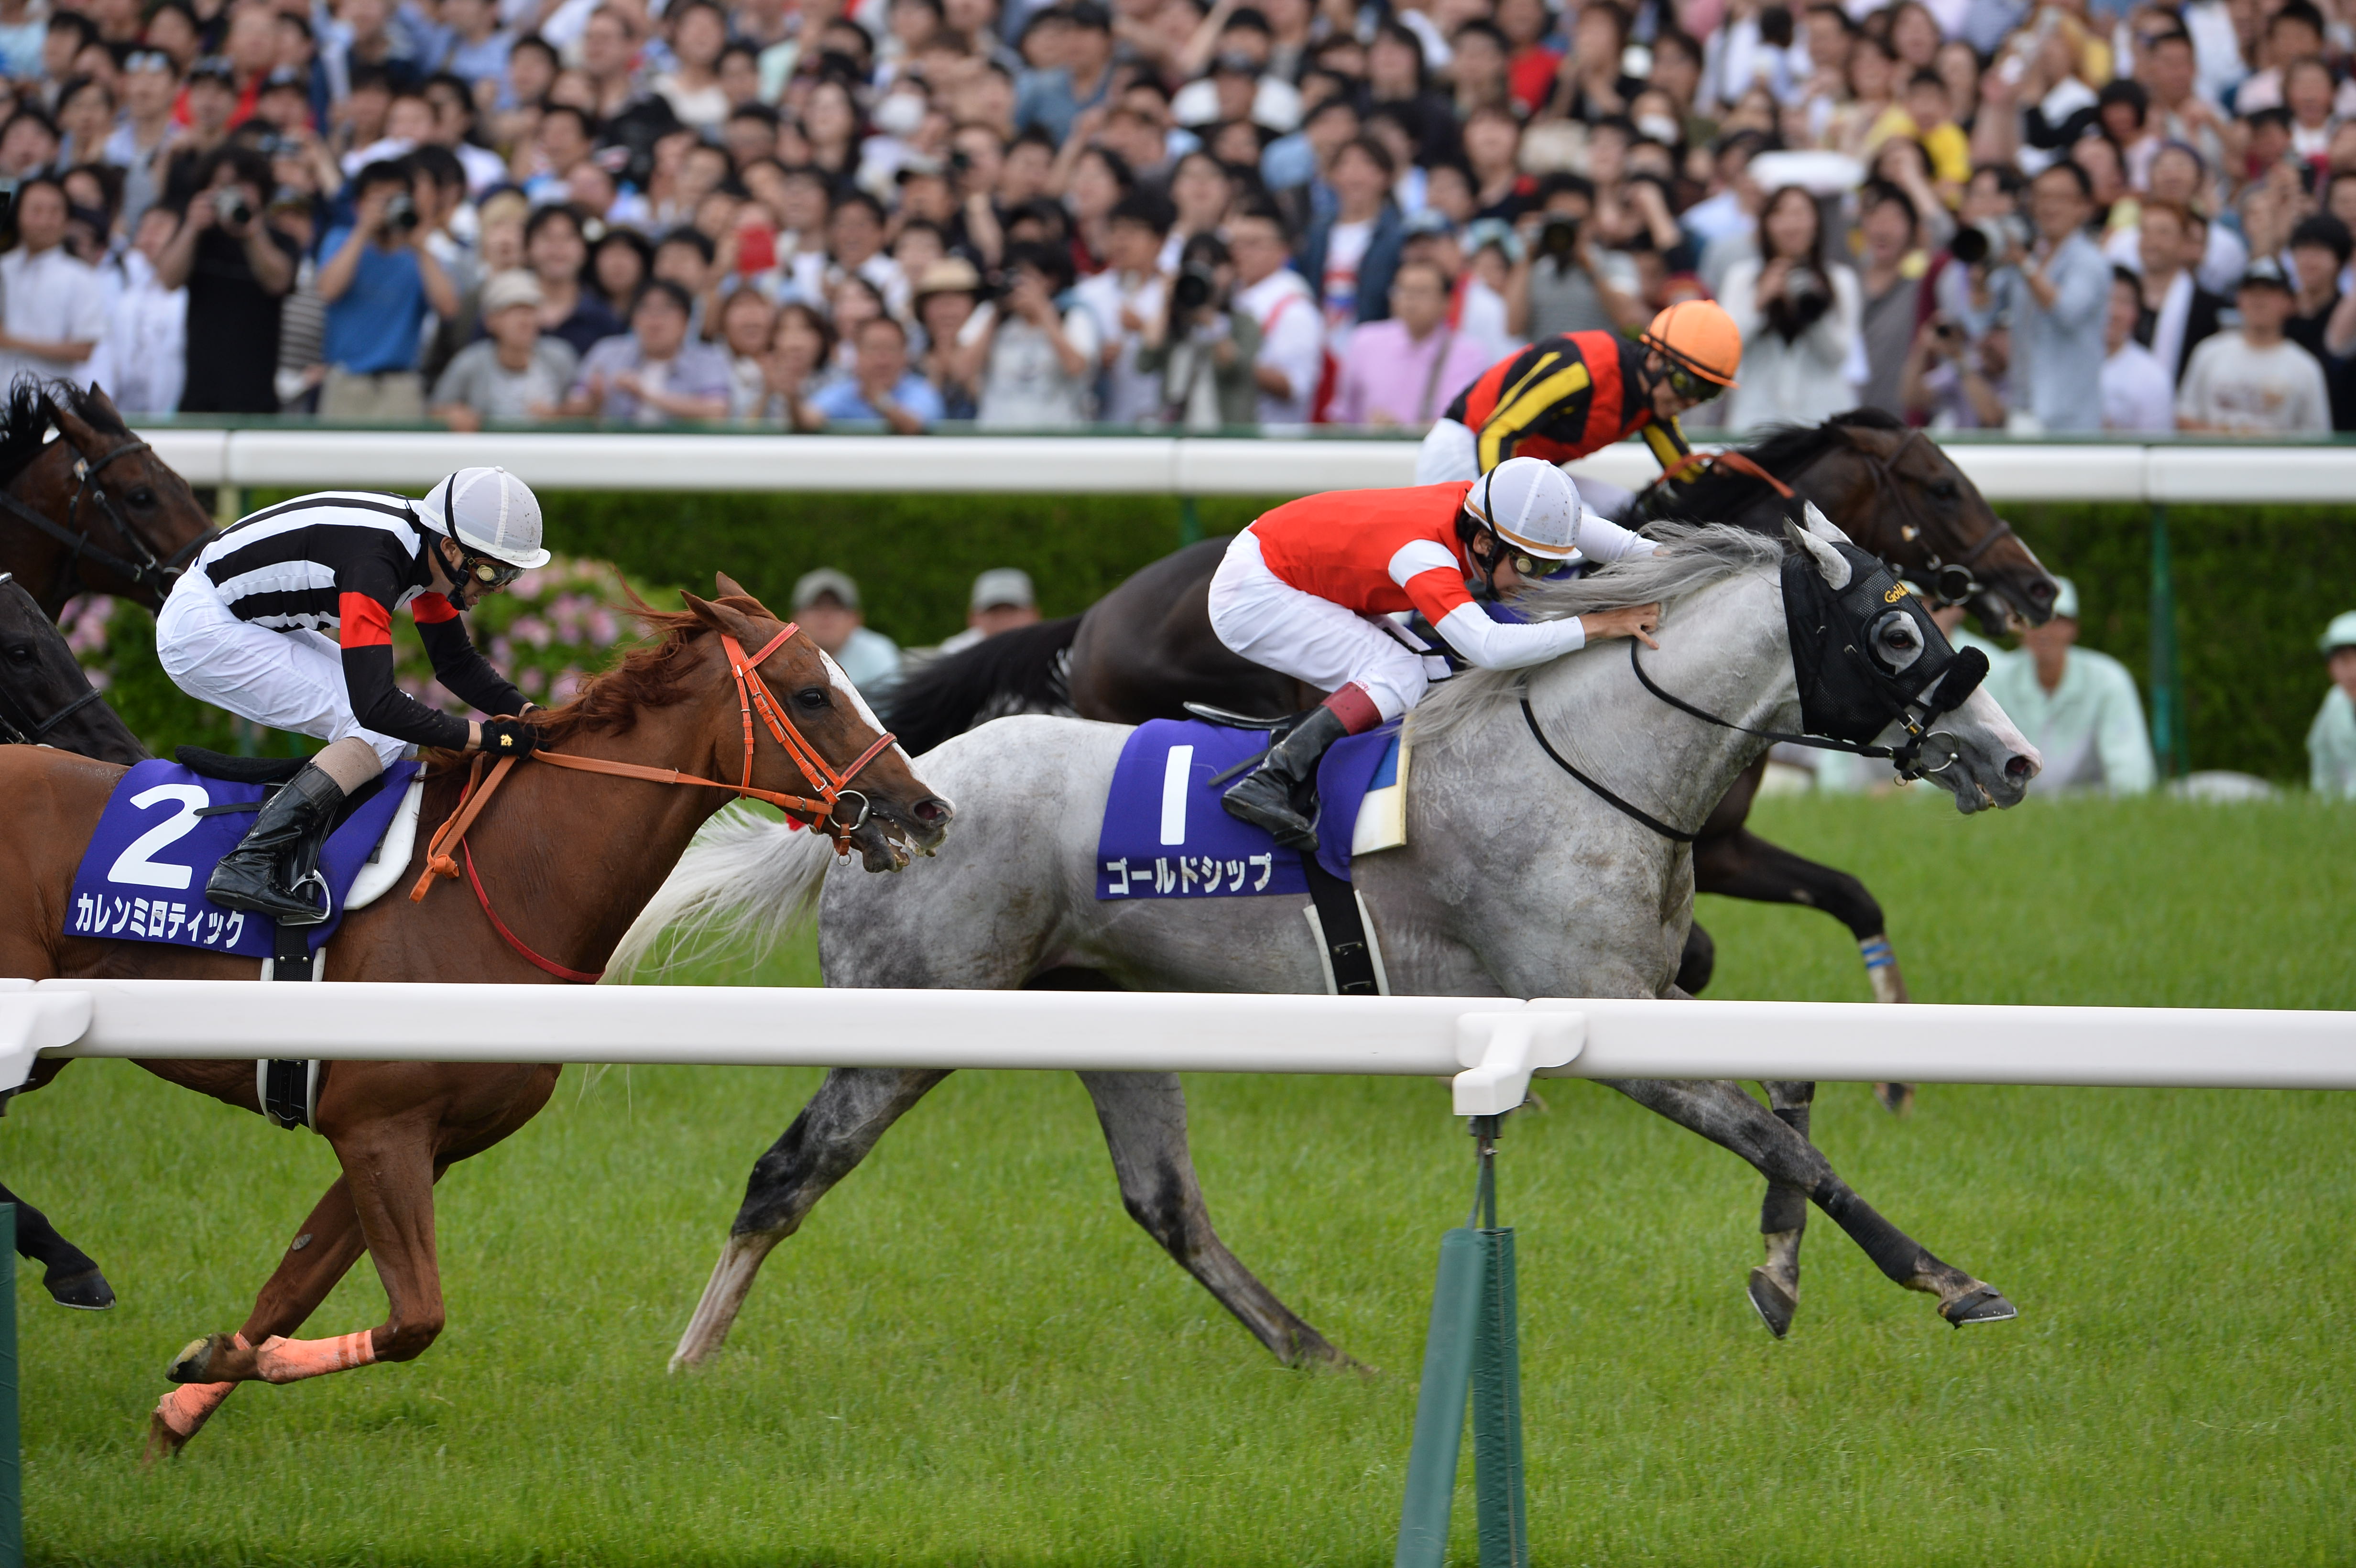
[166,1334,226,1383]
[141,1411,188,1469]
[1942,1288,2018,1328]
[46,1266,115,1310]
[1746,1268,1796,1339]
[1874,1082,1915,1117]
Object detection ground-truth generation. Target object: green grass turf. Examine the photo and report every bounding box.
[15,795,2356,1566]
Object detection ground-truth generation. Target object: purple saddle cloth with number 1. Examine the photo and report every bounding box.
[1094,718,1399,900]
[65,757,422,958]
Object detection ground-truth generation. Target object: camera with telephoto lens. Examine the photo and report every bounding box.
[1537,214,1581,263]
[1950,213,2030,267]
[1171,262,1220,316]
[382,192,420,234]
[212,187,254,228]
[1783,263,1829,306]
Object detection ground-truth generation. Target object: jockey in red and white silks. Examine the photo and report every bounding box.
[1207,457,1663,847]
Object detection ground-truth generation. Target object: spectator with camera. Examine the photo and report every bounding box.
[1508,174,1647,342]
[0,175,107,387]
[1227,201,1321,426]
[1901,313,2011,430]
[1136,230,1261,430]
[1717,185,1860,430]
[153,145,298,415]
[316,157,458,420]
[973,240,1101,428]
[1996,161,2113,433]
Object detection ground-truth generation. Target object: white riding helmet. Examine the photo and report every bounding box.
[1464,457,1587,563]
[415,467,551,569]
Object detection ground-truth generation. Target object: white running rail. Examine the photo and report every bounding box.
[5,979,2352,1118]
[133,428,2356,503]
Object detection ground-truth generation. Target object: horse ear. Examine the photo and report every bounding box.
[1800,500,1854,546]
[45,389,99,447]
[681,589,763,644]
[1783,513,1853,589]
[710,570,778,617]
[83,383,123,423]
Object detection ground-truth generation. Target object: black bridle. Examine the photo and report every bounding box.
[0,417,214,605]
[1522,541,1989,842]
[1853,428,2020,610]
[0,572,108,745]
[1642,430,2024,613]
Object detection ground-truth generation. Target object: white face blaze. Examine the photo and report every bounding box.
[816,645,916,766]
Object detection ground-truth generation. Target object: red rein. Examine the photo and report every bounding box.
[408,622,898,984]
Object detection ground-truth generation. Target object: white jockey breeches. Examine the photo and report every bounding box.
[1414,417,1478,483]
[1207,531,1430,722]
[1413,415,1640,523]
[155,570,411,770]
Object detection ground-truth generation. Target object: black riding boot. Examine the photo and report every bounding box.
[204,762,344,925]
[1220,705,1351,849]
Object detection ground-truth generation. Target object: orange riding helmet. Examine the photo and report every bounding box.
[1640,299,1743,391]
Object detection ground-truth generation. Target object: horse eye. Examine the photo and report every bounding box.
[1929,481,1959,502]
[128,487,157,507]
[3,643,33,664]
[793,685,830,709]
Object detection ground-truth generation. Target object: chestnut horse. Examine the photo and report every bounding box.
[0,379,216,619]
[0,582,953,1459]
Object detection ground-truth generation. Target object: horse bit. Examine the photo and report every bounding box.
[0,420,213,604]
[0,571,107,745]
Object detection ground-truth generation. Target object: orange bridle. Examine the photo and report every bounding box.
[408,621,900,980]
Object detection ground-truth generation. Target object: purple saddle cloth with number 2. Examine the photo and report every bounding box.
[66,758,422,958]
[1094,718,1399,900]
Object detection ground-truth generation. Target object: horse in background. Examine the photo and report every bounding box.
[0,379,215,620]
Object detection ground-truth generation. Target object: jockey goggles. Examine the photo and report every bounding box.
[1652,352,1717,404]
[453,544,526,591]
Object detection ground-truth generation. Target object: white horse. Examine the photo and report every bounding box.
[622,516,2040,1368]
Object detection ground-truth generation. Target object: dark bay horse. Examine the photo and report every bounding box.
[0,571,142,1310]
[0,583,953,1459]
[0,572,146,764]
[890,410,2058,1016]
[0,379,216,620]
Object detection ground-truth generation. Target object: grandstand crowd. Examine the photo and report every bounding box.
[0,0,2353,431]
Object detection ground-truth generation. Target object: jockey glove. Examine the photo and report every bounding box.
[478,718,541,757]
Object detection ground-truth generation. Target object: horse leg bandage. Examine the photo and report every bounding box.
[254,1328,375,1383]
[154,1333,247,1438]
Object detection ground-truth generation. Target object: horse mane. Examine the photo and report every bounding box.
[525,594,773,749]
[0,376,129,490]
[1651,406,1906,524]
[1406,523,1786,750]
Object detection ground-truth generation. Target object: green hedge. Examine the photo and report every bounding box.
[94,490,2356,782]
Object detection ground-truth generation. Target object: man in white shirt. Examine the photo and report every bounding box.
[1983,577,2157,795]
[1075,194,1171,427]
[83,205,186,416]
[0,177,108,387]
[2102,267,2176,431]
[2176,260,2333,433]
[1226,203,1323,427]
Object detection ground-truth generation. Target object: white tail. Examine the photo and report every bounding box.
[607,806,836,981]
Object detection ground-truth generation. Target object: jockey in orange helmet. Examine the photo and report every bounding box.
[1416,301,1744,513]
